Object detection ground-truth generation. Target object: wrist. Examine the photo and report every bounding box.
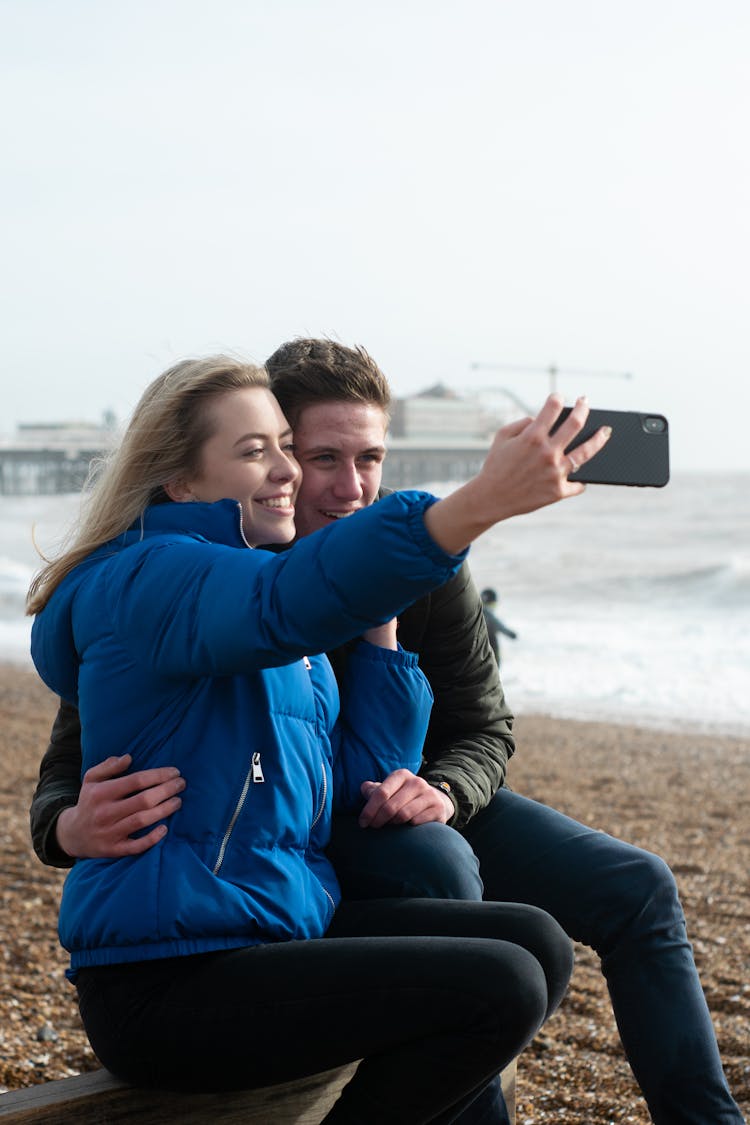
[55,805,80,858]
[423,478,502,556]
[430,780,457,823]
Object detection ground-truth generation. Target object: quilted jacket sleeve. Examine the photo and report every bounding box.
[331,641,434,812]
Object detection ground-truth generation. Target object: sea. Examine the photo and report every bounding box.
[2,474,749,738]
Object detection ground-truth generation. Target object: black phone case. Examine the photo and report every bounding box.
[551,408,670,487]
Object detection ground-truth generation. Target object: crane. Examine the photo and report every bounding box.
[469,361,633,412]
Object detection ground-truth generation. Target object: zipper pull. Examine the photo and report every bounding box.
[303,656,312,670]
[252,752,265,783]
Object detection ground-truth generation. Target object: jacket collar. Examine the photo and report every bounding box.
[131,499,251,549]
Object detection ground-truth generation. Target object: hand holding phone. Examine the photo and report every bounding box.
[550,407,670,487]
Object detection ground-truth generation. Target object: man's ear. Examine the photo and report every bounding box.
[163,478,197,503]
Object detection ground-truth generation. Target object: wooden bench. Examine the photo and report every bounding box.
[0,1059,516,1123]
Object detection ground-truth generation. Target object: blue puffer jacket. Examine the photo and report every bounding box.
[31,491,465,975]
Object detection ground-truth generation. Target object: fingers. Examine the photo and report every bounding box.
[111,788,186,834]
[534,392,570,433]
[101,822,169,858]
[58,761,186,859]
[80,754,135,782]
[82,761,184,801]
[535,393,612,482]
[358,771,451,828]
[118,769,186,803]
[569,421,612,470]
[498,415,533,439]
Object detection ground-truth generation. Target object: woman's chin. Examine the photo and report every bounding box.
[250,520,297,548]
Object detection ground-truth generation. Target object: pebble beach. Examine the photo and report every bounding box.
[1,662,748,1122]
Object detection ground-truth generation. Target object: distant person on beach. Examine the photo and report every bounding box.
[30,341,745,1124]
[480,588,517,666]
[26,355,587,1122]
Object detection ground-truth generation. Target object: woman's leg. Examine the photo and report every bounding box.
[76,899,572,1125]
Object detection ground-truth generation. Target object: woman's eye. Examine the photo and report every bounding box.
[243,447,264,458]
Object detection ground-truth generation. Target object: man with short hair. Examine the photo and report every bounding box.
[31,339,745,1124]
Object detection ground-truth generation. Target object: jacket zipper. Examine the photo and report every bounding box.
[213,754,264,875]
[311,760,327,831]
[313,762,335,915]
[304,657,334,910]
[214,659,323,880]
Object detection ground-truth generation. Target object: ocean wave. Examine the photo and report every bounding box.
[567,556,750,611]
[646,557,750,607]
[0,557,33,620]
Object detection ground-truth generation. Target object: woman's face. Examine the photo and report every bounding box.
[173,387,300,546]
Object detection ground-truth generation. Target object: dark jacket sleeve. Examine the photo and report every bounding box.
[396,562,515,829]
[29,699,83,868]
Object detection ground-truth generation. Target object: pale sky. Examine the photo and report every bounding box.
[2,0,749,471]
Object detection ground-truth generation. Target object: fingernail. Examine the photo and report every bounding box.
[603,426,612,437]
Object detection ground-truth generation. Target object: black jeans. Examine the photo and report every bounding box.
[75,898,572,1125]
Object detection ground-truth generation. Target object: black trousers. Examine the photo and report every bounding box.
[75,898,572,1125]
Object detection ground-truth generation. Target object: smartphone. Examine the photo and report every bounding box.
[550,407,670,487]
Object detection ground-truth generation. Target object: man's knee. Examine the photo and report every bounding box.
[398,823,484,899]
[329,817,484,901]
[595,843,685,956]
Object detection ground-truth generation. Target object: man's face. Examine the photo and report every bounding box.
[291,400,388,538]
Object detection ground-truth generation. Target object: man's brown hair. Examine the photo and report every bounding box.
[266,338,391,429]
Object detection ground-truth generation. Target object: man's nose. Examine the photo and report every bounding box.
[331,462,363,499]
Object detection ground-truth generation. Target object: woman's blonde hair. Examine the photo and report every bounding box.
[27,355,269,615]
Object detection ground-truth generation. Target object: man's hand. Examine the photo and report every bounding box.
[358,770,453,829]
[55,755,186,859]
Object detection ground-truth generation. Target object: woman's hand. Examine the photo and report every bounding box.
[424,394,611,555]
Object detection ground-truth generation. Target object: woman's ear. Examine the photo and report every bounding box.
[163,478,197,503]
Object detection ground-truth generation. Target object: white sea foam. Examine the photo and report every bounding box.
[2,476,749,736]
[422,471,750,737]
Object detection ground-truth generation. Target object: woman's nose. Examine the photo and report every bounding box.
[270,449,301,483]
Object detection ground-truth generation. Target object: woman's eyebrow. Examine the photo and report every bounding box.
[232,427,293,448]
[232,432,266,447]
